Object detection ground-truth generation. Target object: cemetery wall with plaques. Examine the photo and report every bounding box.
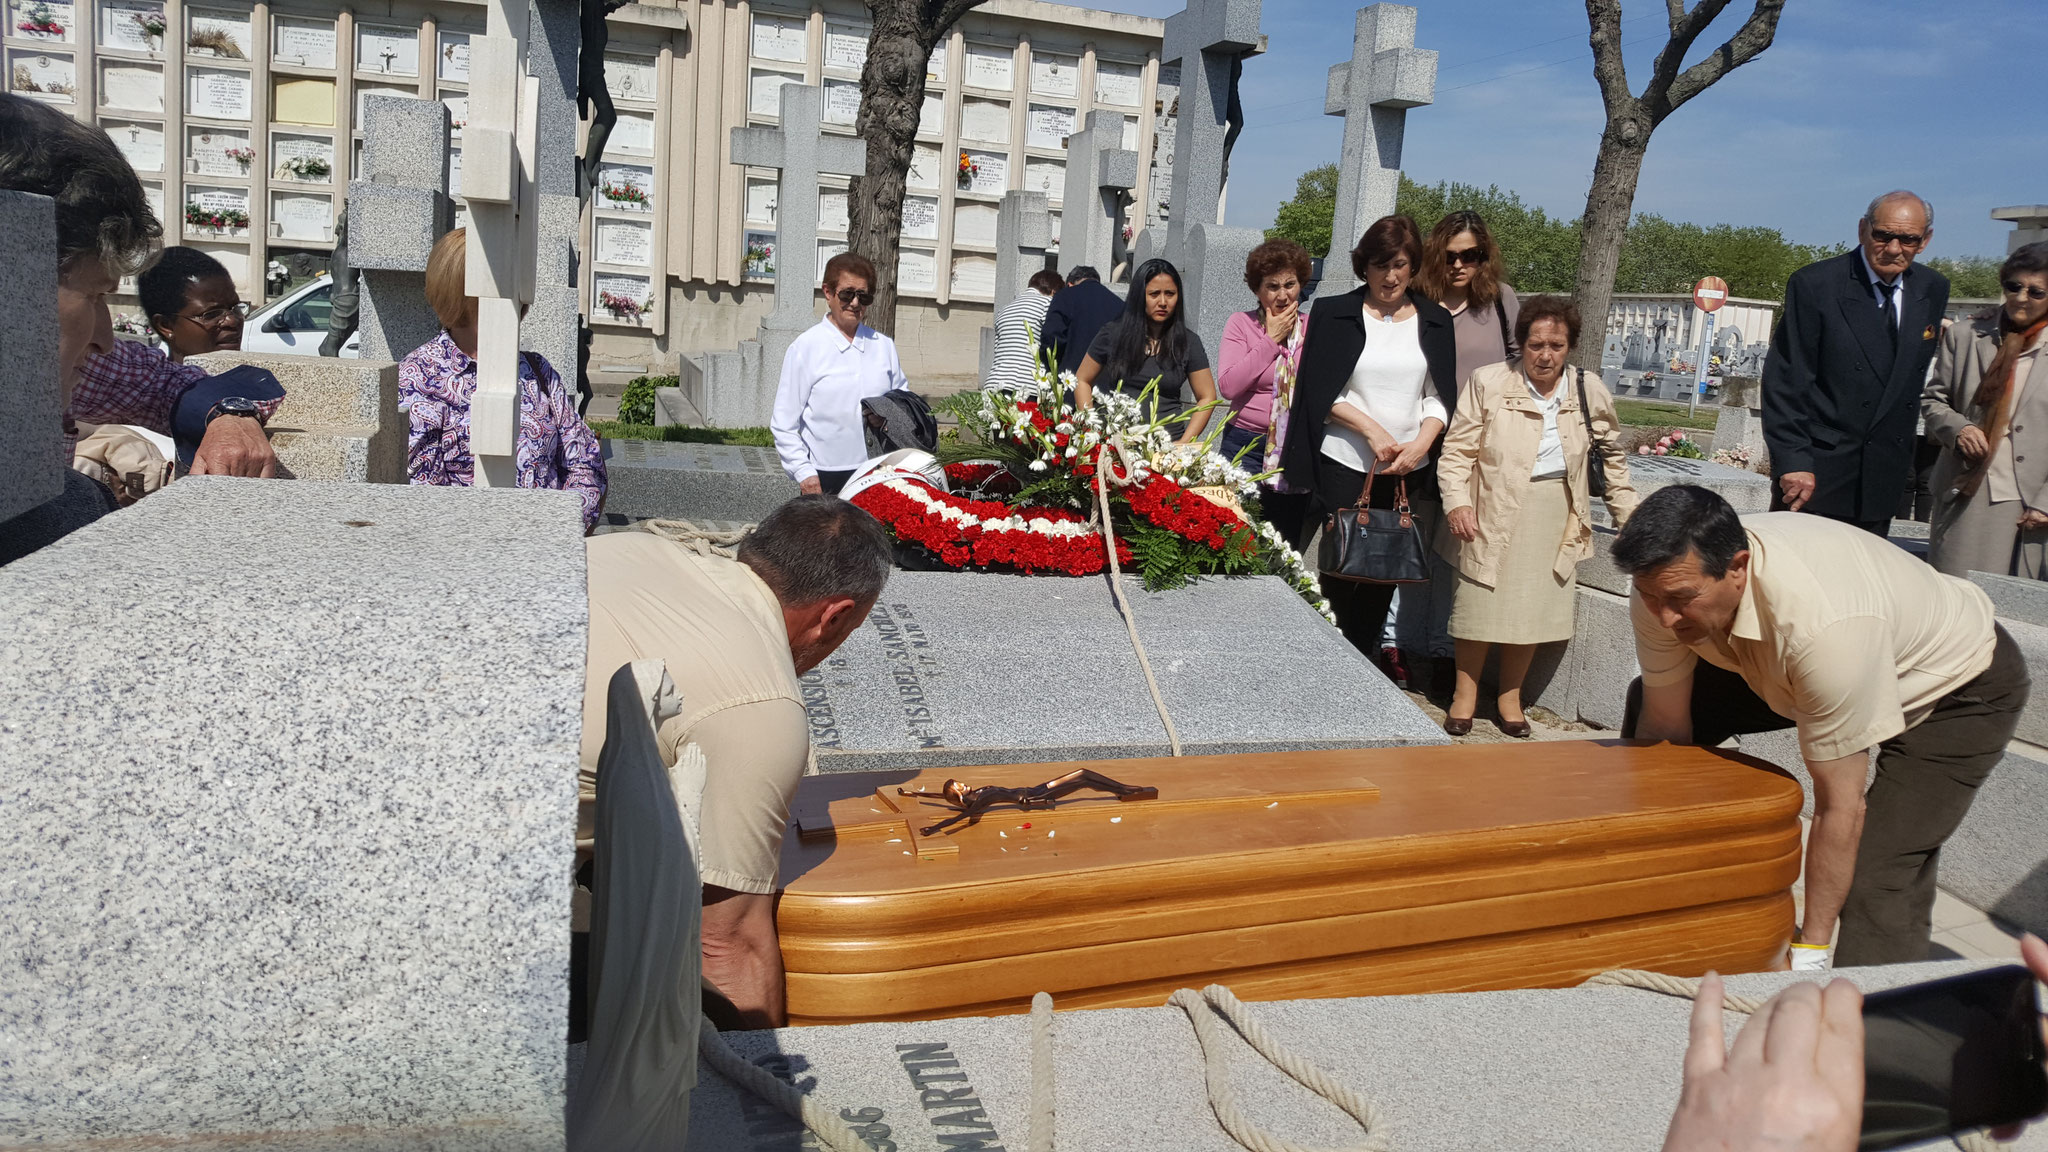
[9,0,1163,382]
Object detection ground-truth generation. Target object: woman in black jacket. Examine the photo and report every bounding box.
[1281,214,1459,661]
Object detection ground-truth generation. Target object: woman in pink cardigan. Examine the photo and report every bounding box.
[1217,237,1315,546]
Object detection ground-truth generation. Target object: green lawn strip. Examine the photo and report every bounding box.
[592,421,774,447]
[1612,398,1718,432]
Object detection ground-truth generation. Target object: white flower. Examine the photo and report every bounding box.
[1065,446,1078,458]
[1029,460,1047,472]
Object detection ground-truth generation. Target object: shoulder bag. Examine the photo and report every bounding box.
[1575,366,1608,499]
[1318,461,1430,585]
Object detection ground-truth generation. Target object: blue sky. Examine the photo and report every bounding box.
[1092,0,2044,259]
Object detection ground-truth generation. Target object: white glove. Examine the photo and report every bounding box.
[1789,939,1833,972]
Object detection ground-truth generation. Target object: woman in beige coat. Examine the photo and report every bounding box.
[1924,241,2048,578]
[1437,295,1637,736]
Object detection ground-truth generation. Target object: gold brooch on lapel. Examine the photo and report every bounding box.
[1923,325,1937,341]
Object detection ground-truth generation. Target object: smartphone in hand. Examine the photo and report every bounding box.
[1860,964,2048,1151]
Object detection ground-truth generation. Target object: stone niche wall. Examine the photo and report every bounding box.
[587,280,993,389]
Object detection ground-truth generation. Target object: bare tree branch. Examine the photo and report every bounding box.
[1663,0,1686,34]
[928,0,982,36]
[1585,0,1633,113]
[1664,0,1786,112]
[1643,0,1731,107]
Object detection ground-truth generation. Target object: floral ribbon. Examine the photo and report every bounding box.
[1261,313,1308,491]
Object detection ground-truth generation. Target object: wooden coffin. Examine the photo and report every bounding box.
[776,741,1802,1026]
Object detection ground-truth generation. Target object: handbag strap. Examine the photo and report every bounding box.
[1495,297,1513,359]
[1574,366,1598,450]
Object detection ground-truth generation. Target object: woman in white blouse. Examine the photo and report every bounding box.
[772,252,910,495]
[1280,215,1460,664]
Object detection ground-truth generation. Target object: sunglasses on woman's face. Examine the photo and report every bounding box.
[835,288,875,306]
[2003,280,2048,301]
[1444,248,1485,267]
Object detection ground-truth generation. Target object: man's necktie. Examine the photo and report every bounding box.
[1877,279,1899,335]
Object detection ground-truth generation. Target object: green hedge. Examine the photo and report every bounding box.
[616,374,674,426]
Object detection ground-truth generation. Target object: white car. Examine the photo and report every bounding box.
[242,274,361,358]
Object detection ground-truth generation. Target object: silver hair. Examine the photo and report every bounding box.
[1863,190,1933,230]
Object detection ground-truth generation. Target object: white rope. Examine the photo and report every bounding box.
[1168,984,1387,1152]
[697,1013,871,1152]
[1093,442,1184,757]
[638,518,750,559]
[1028,991,1056,1152]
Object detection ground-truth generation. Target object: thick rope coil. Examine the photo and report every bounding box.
[1581,970,1999,1152]
[1093,441,1184,757]
[697,1013,871,1152]
[1168,984,1387,1152]
[638,518,750,559]
[1028,991,1056,1152]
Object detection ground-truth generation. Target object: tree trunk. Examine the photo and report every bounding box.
[848,1,986,335]
[1570,111,1648,370]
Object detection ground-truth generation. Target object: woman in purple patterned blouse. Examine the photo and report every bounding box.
[398,227,606,532]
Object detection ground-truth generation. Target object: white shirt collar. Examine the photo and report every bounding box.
[818,317,871,353]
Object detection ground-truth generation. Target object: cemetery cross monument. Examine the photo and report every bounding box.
[1156,0,1263,271]
[1319,4,1436,297]
[1054,110,1138,278]
[978,190,1054,384]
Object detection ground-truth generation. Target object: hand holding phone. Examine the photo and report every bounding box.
[1661,973,1866,1152]
[1859,961,2047,1151]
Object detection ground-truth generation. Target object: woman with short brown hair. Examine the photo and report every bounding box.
[1216,237,1315,541]
[771,250,910,494]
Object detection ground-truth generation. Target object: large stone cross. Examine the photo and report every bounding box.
[993,191,1052,308]
[1056,110,1137,277]
[1319,4,1436,296]
[731,84,866,323]
[1158,0,1261,268]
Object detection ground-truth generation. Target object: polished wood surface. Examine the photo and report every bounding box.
[777,741,1803,1026]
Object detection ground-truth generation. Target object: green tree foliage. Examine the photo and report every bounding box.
[1396,176,1582,293]
[1266,164,1337,259]
[1612,214,1841,299]
[1925,256,2004,300]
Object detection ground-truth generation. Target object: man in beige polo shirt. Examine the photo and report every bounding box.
[581,496,893,1027]
[1613,485,2027,969]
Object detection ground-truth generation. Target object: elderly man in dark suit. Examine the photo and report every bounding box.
[1038,266,1126,376]
[1762,191,1950,535]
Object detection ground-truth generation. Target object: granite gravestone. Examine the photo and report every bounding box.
[797,571,1443,772]
[1318,5,1437,297]
[1154,0,1262,271]
[1055,110,1139,278]
[348,95,454,363]
[0,191,62,522]
[682,83,865,428]
[1712,375,1766,469]
[598,439,798,523]
[1589,455,1772,529]
[978,190,1054,382]
[0,479,585,1149]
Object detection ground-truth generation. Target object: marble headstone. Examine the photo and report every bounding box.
[799,571,1444,771]
[0,479,585,1149]
[1319,5,1437,297]
[0,191,63,521]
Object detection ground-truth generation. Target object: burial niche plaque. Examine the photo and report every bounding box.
[272,16,335,68]
[355,24,417,77]
[594,217,651,267]
[186,65,250,119]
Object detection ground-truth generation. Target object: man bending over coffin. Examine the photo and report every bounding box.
[1613,484,2027,970]
[580,496,893,1028]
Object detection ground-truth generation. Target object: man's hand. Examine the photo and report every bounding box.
[189,415,278,478]
[701,886,786,1029]
[799,476,823,496]
[1661,974,1864,1152]
[1957,425,1991,463]
[1779,471,1817,511]
[1447,506,1478,543]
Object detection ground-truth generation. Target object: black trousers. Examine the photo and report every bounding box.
[1622,628,2029,965]
[817,469,855,496]
[1314,456,1432,658]
[1768,486,1892,538]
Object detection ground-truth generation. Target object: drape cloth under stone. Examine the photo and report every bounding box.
[567,660,705,1152]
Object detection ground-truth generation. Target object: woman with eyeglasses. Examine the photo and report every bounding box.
[140,246,249,360]
[1923,241,2048,577]
[1073,258,1219,443]
[772,251,910,496]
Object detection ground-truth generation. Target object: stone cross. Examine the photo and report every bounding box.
[993,190,1052,309]
[1055,111,1137,277]
[1319,4,1436,296]
[347,96,454,368]
[1158,0,1262,269]
[731,84,867,325]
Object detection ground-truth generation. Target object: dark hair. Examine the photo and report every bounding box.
[0,93,160,274]
[2002,241,2048,283]
[1611,486,1750,579]
[1066,265,1101,284]
[1027,269,1064,296]
[822,251,878,292]
[1417,209,1504,309]
[1243,238,1313,294]
[1350,215,1423,282]
[738,495,893,607]
[1098,258,1188,393]
[139,246,232,322]
[1514,294,1583,350]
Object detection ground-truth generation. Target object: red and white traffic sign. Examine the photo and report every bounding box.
[1693,276,1729,313]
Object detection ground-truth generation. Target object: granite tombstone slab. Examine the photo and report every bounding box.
[0,478,585,1149]
[1592,454,1772,527]
[798,571,1444,772]
[599,438,799,523]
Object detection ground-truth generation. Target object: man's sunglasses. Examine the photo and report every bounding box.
[1444,248,1485,267]
[1869,229,1925,248]
[178,302,253,327]
[834,288,875,306]
[2003,280,2048,301]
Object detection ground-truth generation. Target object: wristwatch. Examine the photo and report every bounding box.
[205,396,262,425]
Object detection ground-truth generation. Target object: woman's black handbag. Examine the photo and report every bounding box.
[1574,367,1608,499]
[1318,464,1430,585]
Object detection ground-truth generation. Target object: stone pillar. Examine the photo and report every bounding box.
[1319,4,1436,297]
[0,192,63,522]
[1055,111,1137,278]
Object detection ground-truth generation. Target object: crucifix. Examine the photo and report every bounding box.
[1319,4,1436,295]
[379,46,397,72]
[1158,0,1262,269]
[729,83,867,327]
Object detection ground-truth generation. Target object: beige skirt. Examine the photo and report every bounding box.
[1449,475,1576,645]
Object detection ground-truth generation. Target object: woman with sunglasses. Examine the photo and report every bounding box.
[772,251,910,496]
[1073,258,1218,443]
[140,246,249,361]
[1924,241,2048,577]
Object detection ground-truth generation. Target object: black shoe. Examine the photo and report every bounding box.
[1497,718,1533,738]
[1444,715,1474,736]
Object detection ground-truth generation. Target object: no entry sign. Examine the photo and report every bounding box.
[1693,276,1729,313]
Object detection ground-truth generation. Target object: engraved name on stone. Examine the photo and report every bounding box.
[870,603,942,750]
[745,1053,893,1150]
[895,1043,1007,1151]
